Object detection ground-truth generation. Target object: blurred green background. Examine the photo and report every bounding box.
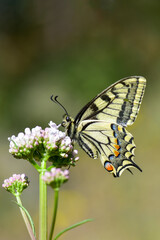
[0,0,160,239]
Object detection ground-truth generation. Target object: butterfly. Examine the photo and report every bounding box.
[51,76,146,177]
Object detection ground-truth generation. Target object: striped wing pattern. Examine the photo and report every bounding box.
[64,76,146,177]
[74,76,146,127]
[77,120,141,177]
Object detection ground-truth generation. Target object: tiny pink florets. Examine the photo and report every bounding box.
[42,168,69,188]
[8,121,79,167]
[2,173,29,195]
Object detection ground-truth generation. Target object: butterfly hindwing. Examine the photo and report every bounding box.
[74,76,146,127]
[77,120,141,177]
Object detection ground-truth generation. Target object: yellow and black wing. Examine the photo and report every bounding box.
[74,76,146,127]
[77,120,142,177]
[71,76,146,177]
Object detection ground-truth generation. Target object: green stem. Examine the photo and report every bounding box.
[39,160,47,240]
[16,195,36,240]
[49,188,59,240]
[29,158,41,172]
[54,219,93,240]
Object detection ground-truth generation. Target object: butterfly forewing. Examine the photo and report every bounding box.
[74,76,146,127]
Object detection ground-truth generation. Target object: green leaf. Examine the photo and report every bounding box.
[14,201,36,237]
[54,219,93,240]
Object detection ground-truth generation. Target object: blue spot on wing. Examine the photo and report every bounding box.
[109,155,114,160]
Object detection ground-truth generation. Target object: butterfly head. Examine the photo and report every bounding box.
[61,114,72,128]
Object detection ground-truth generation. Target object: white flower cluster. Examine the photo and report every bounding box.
[8,121,79,167]
[8,126,43,158]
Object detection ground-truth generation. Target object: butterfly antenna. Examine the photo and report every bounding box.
[50,95,69,116]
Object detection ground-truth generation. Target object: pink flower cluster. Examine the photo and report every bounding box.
[2,174,29,195]
[42,168,69,188]
[8,121,79,167]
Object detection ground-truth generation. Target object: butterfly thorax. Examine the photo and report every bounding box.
[61,114,76,140]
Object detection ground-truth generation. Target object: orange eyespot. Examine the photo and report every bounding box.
[104,162,114,172]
